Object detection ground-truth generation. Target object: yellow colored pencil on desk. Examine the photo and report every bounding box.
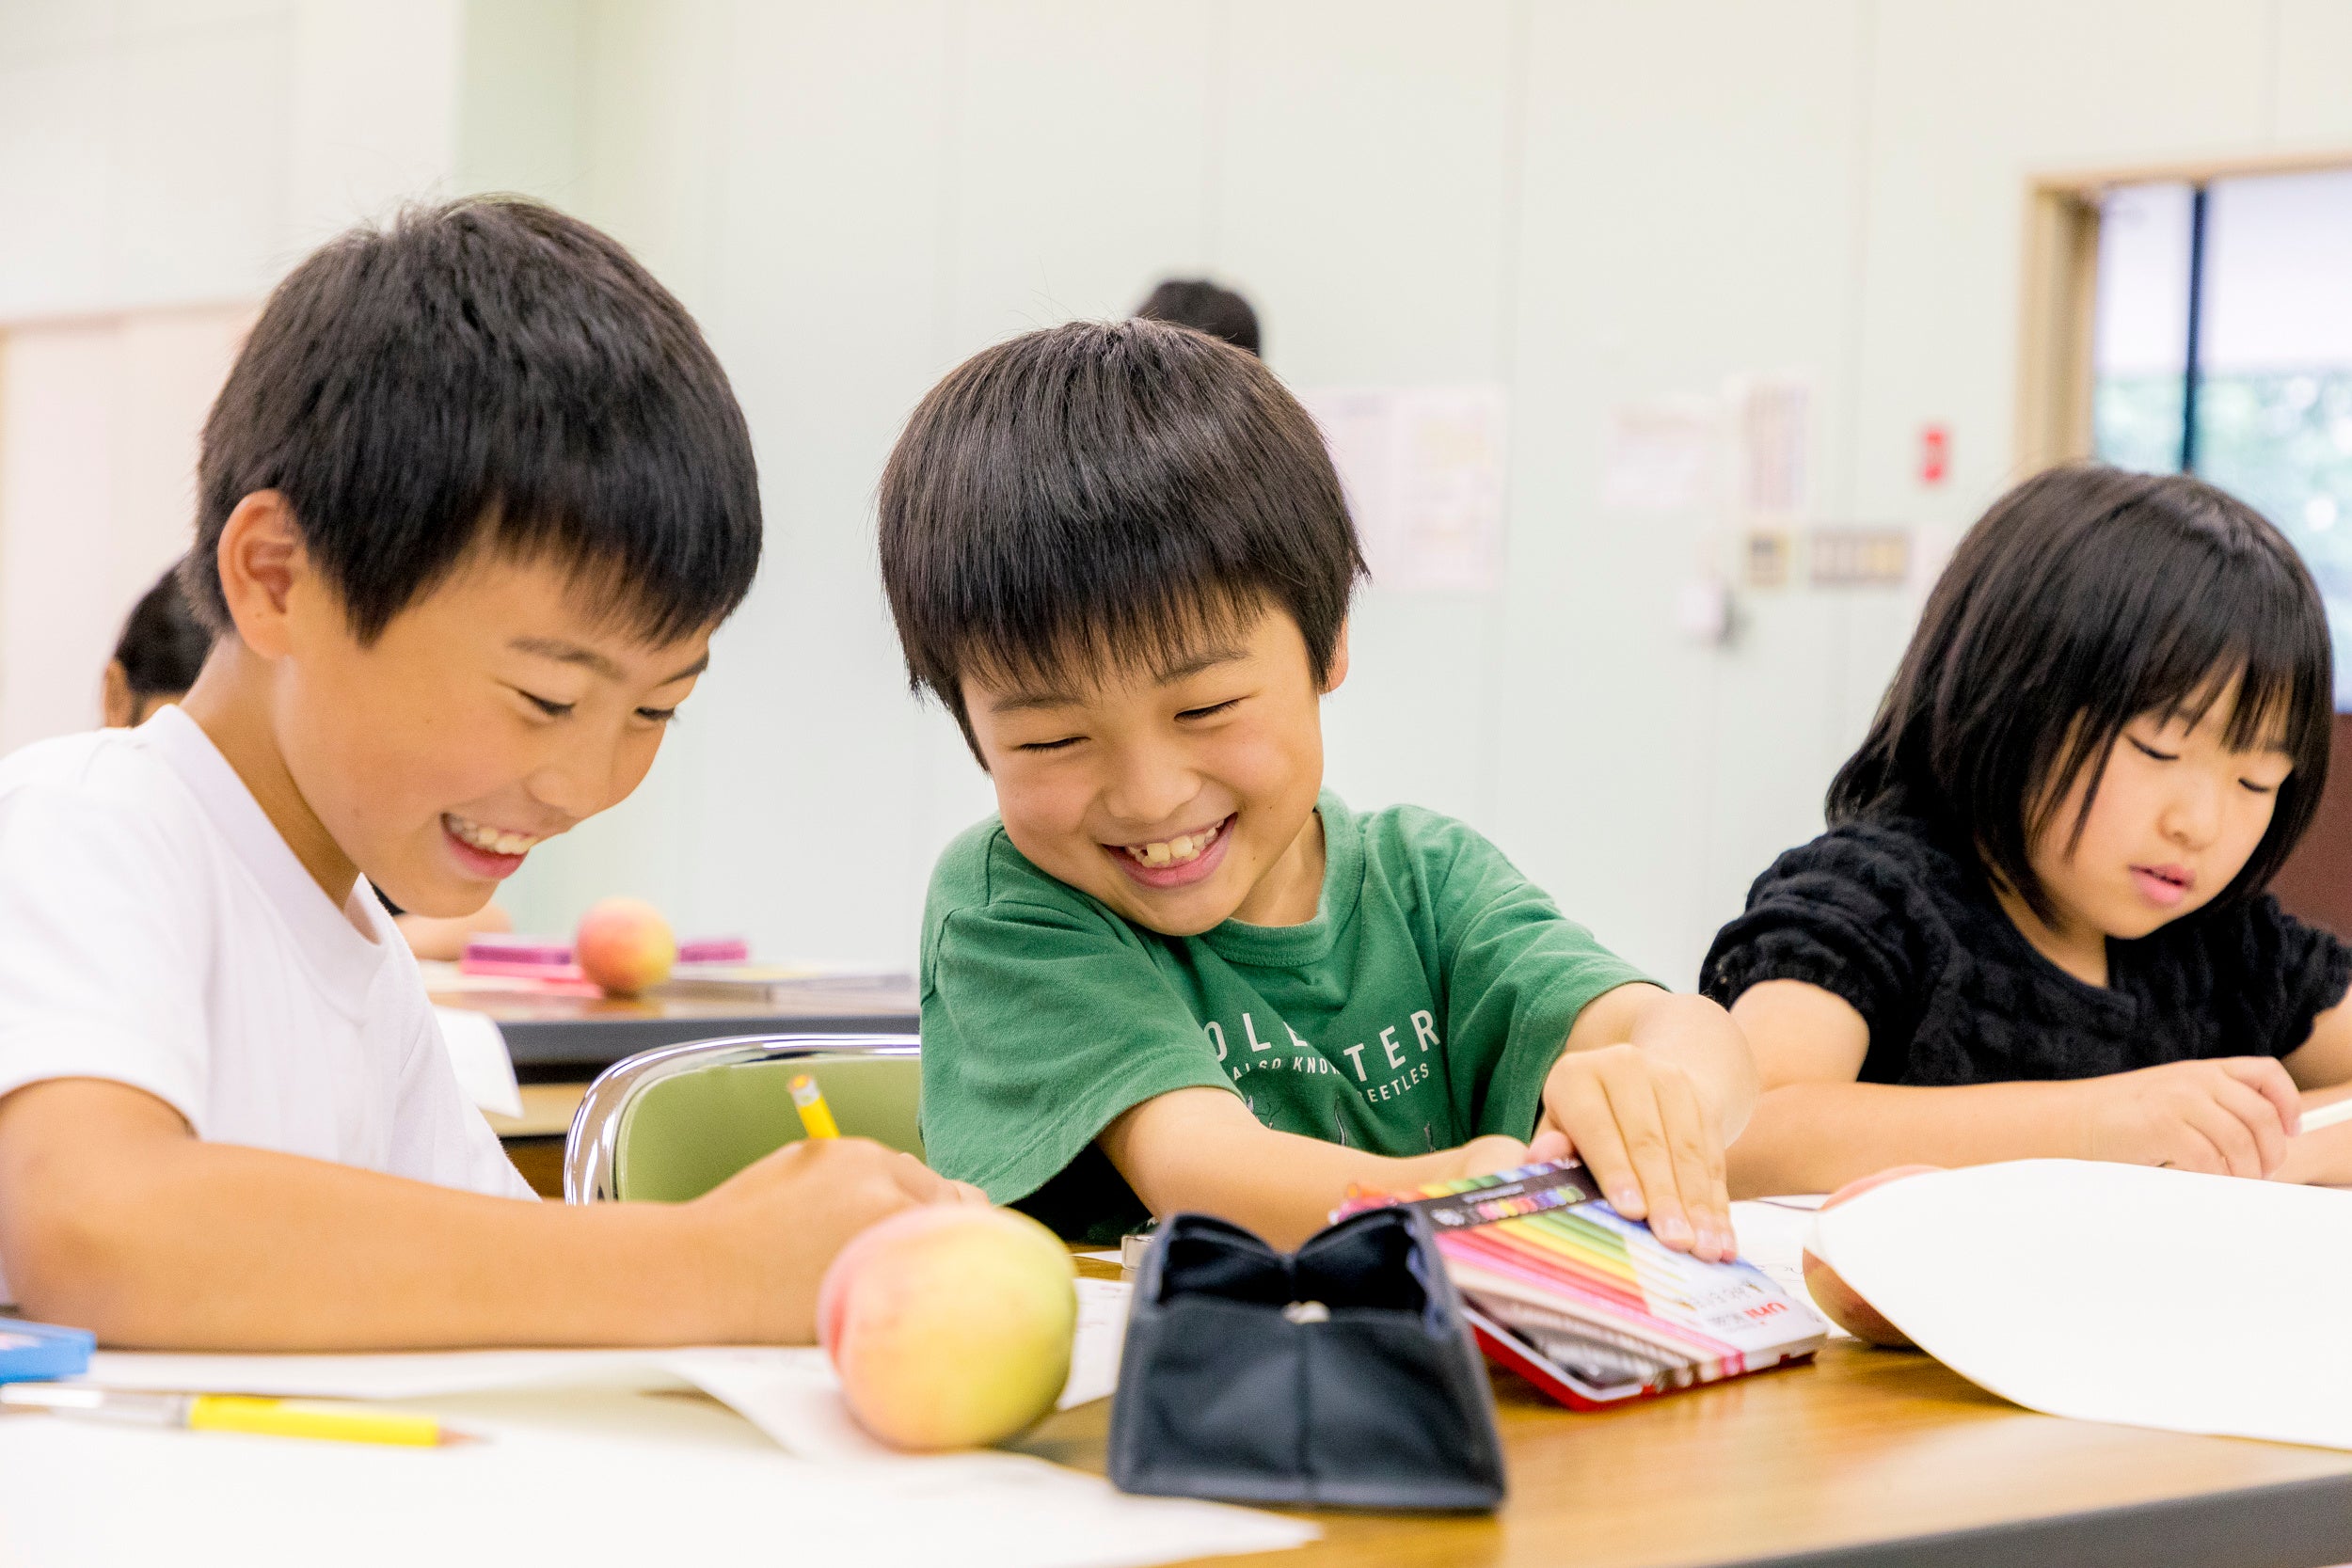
[789,1073,841,1139]
[0,1383,456,1447]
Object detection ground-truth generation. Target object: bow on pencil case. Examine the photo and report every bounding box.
[1106,1207,1506,1513]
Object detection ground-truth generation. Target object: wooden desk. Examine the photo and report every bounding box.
[426,972,918,1074]
[485,1083,590,1197]
[1033,1256,2352,1568]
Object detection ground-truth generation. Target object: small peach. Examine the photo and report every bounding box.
[574,896,675,997]
[818,1206,1076,1451]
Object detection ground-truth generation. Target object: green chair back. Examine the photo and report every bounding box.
[613,1050,924,1202]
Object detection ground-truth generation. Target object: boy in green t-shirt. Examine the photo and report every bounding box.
[879,321,1757,1254]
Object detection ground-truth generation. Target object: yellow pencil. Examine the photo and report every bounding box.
[789,1073,841,1140]
[0,1384,454,1447]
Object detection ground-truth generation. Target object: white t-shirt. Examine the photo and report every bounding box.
[0,706,532,1300]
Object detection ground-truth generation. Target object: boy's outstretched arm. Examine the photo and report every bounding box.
[1534,983,1756,1262]
[1727,979,2301,1195]
[1100,1087,1554,1253]
[0,1078,976,1350]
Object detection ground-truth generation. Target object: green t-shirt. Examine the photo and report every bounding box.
[917,790,1652,1243]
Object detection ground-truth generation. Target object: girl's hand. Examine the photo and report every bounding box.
[1536,1043,1735,1262]
[2074,1056,2299,1179]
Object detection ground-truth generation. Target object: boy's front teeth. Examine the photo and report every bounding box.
[447,815,540,856]
[1127,822,1220,868]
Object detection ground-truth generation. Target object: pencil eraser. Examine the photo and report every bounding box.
[0,1322,95,1383]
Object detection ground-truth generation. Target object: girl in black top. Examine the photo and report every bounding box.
[1704,466,2352,1196]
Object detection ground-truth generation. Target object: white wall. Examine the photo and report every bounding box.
[0,0,468,750]
[7,0,2352,986]
[483,0,2352,986]
[0,307,253,750]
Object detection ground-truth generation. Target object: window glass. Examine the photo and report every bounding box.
[2091,182,2193,475]
[2196,169,2352,706]
[2090,171,2352,708]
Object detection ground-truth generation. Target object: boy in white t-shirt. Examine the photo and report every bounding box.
[0,198,971,1349]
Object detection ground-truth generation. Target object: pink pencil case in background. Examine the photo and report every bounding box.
[460,934,748,979]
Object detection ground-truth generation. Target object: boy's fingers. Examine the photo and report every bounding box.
[1596,1062,1695,1253]
[1553,1074,1643,1219]
[1654,1069,1734,1260]
[1527,1127,1572,1164]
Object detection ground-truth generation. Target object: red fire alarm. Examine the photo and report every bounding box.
[1920,424,1950,485]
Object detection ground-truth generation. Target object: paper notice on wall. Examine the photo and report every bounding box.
[1302,385,1507,592]
[1601,398,1722,513]
[1728,374,1814,523]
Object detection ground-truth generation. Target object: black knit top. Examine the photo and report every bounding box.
[1700,817,2352,1085]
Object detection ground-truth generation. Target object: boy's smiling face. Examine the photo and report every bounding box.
[190,492,712,919]
[961,604,1345,936]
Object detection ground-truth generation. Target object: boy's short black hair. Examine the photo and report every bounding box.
[1830,464,2333,918]
[1133,278,1262,357]
[113,566,212,698]
[879,319,1361,757]
[184,196,760,644]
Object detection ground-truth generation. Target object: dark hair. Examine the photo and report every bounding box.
[1830,465,2333,918]
[879,319,1360,754]
[1133,278,1262,357]
[113,566,212,698]
[183,196,761,644]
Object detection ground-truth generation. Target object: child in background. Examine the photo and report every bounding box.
[101,569,212,728]
[98,567,510,962]
[1705,466,2352,1196]
[881,321,1756,1254]
[1132,277,1262,357]
[0,198,970,1349]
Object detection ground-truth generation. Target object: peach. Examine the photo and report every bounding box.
[818,1205,1076,1450]
[574,896,675,997]
[1799,1164,1941,1347]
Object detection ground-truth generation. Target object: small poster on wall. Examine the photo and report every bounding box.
[1728,373,1814,524]
[1302,385,1508,593]
[1601,396,1722,514]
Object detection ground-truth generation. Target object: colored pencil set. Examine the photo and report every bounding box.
[1344,1161,1829,1410]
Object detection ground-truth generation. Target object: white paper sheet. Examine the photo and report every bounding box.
[1812,1160,2352,1448]
[0,1378,1313,1568]
[22,1278,1304,1568]
[77,1278,1135,1448]
[430,1005,523,1118]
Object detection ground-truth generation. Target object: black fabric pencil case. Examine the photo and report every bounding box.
[1105,1207,1506,1513]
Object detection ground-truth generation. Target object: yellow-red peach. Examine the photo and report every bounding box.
[818,1206,1076,1450]
[1799,1164,1942,1348]
[574,896,675,997]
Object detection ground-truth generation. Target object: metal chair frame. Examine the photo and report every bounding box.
[562,1032,922,1204]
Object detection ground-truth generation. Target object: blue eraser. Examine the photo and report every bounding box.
[0,1322,95,1382]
